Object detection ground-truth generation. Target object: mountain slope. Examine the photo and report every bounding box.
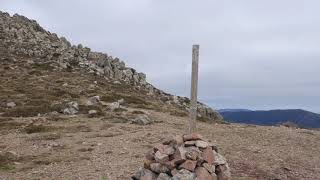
[0,11,222,122]
[220,109,320,128]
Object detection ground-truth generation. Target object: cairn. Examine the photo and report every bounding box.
[132,133,231,180]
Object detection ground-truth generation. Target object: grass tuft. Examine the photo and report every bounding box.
[24,124,57,134]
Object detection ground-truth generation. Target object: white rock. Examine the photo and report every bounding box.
[118,98,125,105]
[63,101,79,115]
[6,102,16,108]
[86,96,100,106]
[88,110,98,117]
[195,140,209,148]
[213,151,227,165]
[108,102,120,111]
[131,115,153,125]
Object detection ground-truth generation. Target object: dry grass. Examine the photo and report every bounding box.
[169,109,188,117]
[113,107,128,113]
[101,94,149,106]
[0,152,18,171]
[23,124,58,134]
[0,111,319,179]
[131,110,145,114]
[2,105,63,117]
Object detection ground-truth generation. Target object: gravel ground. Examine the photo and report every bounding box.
[0,110,320,180]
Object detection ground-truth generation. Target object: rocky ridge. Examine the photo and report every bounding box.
[0,11,222,122]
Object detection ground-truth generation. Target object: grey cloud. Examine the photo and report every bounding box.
[1,0,319,112]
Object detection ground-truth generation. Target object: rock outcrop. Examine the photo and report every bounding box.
[132,133,231,180]
[0,11,222,122]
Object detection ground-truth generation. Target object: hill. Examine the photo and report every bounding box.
[220,109,320,129]
[0,11,222,122]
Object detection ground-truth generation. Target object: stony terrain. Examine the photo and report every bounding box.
[0,112,320,180]
[1,11,320,180]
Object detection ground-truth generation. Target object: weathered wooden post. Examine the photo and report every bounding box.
[189,44,199,134]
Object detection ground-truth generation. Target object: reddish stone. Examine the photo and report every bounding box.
[202,147,214,164]
[173,135,184,146]
[144,159,155,169]
[197,158,205,167]
[195,140,209,148]
[153,143,165,152]
[184,141,196,147]
[208,143,219,153]
[132,168,157,180]
[145,150,155,160]
[195,167,215,180]
[155,151,169,164]
[164,160,176,170]
[216,164,231,180]
[154,143,175,155]
[203,163,215,174]
[171,168,179,176]
[179,160,197,172]
[185,149,200,161]
[150,163,169,173]
[216,164,227,172]
[140,169,157,180]
[217,172,230,180]
[213,152,227,165]
[163,145,175,155]
[183,133,203,141]
[172,147,186,165]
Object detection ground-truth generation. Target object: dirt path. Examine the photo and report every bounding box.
[0,110,320,180]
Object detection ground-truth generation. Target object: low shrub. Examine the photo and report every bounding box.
[24,124,56,134]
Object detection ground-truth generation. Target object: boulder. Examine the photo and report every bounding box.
[131,115,153,125]
[88,110,98,117]
[108,101,120,111]
[86,96,100,106]
[63,101,79,115]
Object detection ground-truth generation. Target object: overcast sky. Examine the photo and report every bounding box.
[1,0,320,112]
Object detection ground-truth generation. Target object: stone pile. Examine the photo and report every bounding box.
[132,133,231,180]
[0,11,222,123]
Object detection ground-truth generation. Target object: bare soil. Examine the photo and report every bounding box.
[0,110,319,180]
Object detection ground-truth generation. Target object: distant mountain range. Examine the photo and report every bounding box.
[218,109,320,129]
[218,109,252,113]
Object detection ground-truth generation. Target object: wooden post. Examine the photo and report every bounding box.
[189,45,199,134]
